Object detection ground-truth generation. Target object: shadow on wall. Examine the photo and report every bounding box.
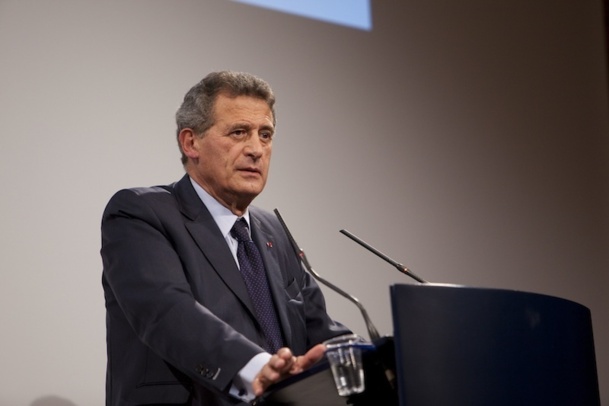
[30,396,78,406]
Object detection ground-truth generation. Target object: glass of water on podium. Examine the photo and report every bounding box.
[323,334,370,396]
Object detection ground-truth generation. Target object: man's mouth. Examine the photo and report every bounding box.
[238,167,261,175]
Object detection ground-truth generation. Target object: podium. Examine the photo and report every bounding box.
[391,284,599,405]
[260,284,600,405]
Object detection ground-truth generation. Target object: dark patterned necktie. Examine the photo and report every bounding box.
[231,218,283,353]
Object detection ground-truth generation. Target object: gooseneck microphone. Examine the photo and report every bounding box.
[273,209,381,341]
[339,229,428,284]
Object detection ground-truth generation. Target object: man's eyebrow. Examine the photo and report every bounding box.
[227,122,252,131]
[226,121,275,133]
[259,124,275,133]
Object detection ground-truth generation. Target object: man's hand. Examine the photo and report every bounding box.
[252,344,326,397]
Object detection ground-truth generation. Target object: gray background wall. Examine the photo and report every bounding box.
[1,1,607,404]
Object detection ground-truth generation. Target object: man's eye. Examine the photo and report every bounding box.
[260,132,273,142]
[231,130,247,138]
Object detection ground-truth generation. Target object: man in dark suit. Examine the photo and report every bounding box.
[101,71,349,405]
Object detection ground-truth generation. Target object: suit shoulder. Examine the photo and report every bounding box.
[108,183,176,204]
[113,184,174,199]
[103,183,178,217]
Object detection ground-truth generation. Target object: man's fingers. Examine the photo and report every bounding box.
[253,349,295,396]
[291,344,326,373]
[254,345,328,396]
[253,365,277,396]
[301,344,326,366]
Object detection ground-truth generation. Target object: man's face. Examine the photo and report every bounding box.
[186,93,274,214]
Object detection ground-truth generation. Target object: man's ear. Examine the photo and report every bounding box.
[178,128,200,160]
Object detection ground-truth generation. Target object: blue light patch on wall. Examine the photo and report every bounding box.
[232,0,372,31]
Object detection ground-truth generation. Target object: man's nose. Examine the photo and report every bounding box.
[244,133,264,158]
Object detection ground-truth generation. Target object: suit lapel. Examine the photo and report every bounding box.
[173,175,256,317]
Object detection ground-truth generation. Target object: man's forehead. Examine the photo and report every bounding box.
[213,94,274,123]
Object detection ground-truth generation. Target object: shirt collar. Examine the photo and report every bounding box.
[189,177,250,238]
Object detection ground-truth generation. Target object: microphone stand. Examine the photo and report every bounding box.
[273,209,381,342]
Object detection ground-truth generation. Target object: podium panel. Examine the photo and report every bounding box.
[390,284,600,406]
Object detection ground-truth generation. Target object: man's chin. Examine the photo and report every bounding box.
[234,183,265,200]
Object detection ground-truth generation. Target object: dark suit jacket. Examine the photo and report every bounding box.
[101,175,348,406]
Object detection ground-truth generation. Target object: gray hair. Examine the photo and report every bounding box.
[175,71,276,165]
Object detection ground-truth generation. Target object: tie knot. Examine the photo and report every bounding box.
[231,218,251,243]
